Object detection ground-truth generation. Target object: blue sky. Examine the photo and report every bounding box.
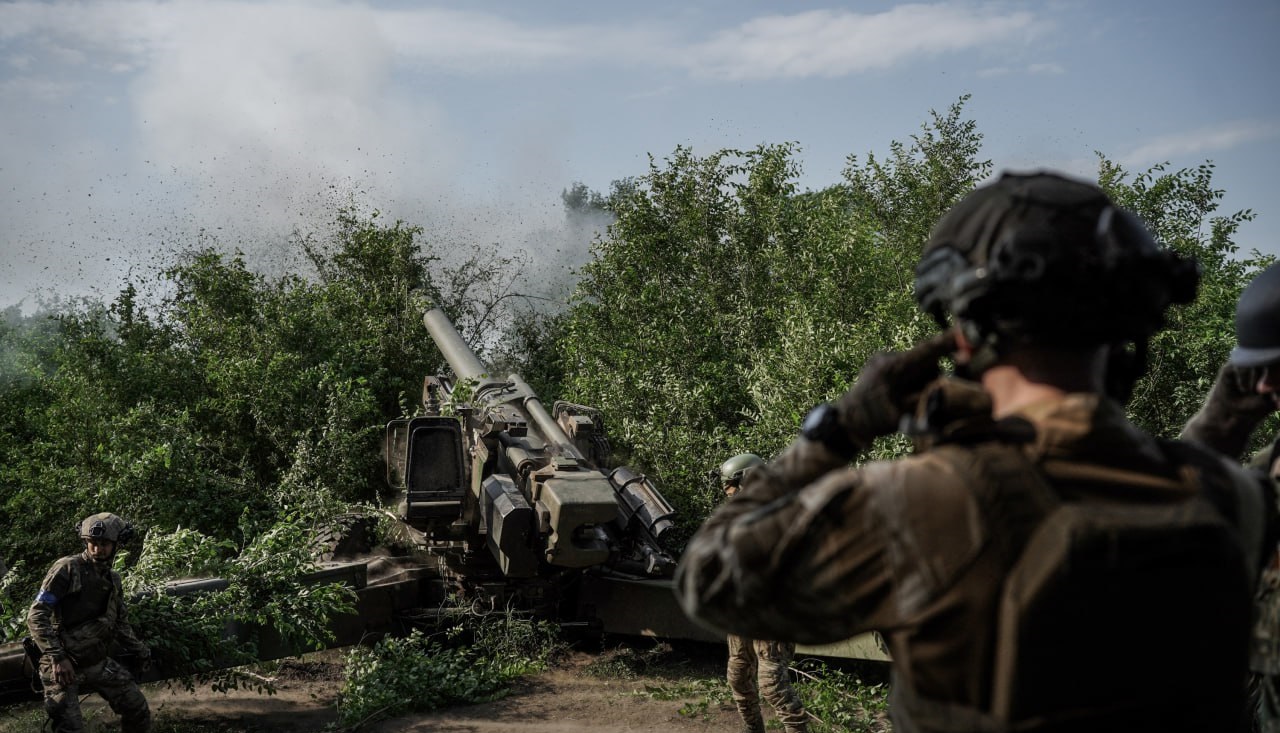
[1,0,1277,308]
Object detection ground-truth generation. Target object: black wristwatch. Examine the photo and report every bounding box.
[800,403,858,459]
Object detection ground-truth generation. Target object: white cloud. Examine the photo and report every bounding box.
[1120,120,1280,167]
[1,2,1047,84]
[683,4,1042,80]
[0,1,160,70]
[374,7,669,73]
[977,61,1062,79]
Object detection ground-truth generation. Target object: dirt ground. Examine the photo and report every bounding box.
[0,647,754,733]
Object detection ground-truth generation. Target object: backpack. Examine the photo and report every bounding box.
[910,439,1255,732]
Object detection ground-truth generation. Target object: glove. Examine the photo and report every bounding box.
[1181,363,1277,459]
[805,331,955,457]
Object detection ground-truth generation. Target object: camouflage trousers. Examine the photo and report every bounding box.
[1257,673,1280,733]
[726,635,808,733]
[1255,563,1280,733]
[39,656,151,733]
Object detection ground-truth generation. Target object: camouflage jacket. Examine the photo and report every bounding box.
[1249,433,1280,478]
[676,379,1268,727]
[26,552,148,666]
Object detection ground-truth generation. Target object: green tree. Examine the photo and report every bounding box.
[549,97,1264,540]
[557,101,990,534]
[0,211,530,628]
[1097,159,1271,444]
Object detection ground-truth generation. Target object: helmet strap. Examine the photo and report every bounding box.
[957,319,1004,378]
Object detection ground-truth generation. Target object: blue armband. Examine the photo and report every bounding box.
[35,590,58,605]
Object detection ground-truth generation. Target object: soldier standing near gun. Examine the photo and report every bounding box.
[27,512,151,733]
[715,454,810,733]
[676,171,1272,732]
[1181,262,1280,731]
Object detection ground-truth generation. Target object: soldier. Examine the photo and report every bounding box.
[1181,262,1280,731]
[1182,261,1280,473]
[28,512,151,733]
[714,454,809,733]
[676,171,1272,732]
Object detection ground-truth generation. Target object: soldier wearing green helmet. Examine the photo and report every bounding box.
[27,512,151,733]
[713,454,809,733]
[677,171,1271,733]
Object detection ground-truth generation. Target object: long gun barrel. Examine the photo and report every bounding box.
[423,308,489,382]
[422,309,583,460]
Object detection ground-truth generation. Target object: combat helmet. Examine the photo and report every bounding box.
[77,512,134,544]
[1228,262,1280,368]
[914,170,1199,395]
[716,453,765,487]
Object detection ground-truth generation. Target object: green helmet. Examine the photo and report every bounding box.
[78,512,134,544]
[717,453,765,486]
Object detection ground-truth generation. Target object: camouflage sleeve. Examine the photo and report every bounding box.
[1246,434,1279,477]
[26,559,73,661]
[675,437,897,645]
[109,573,149,657]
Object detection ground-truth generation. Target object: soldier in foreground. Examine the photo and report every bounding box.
[28,513,151,733]
[1181,262,1280,731]
[676,171,1271,732]
[714,454,809,733]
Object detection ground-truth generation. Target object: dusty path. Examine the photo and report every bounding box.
[366,663,743,733]
[0,649,751,733]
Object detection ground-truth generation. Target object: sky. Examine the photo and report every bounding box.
[1,0,1278,310]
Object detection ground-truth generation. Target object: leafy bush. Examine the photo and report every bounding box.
[335,605,561,727]
[793,660,890,733]
[123,513,358,694]
[0,560,30,642]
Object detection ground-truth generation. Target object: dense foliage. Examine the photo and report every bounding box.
[0,211,531,643]
[538,97,1271,535]
[121,516,357,693]
[551,99,987,528]
[1098,160,1274,440]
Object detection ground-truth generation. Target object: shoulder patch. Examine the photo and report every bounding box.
[35,590,58,605]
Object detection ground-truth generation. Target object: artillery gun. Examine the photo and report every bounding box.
[382,307,680,610]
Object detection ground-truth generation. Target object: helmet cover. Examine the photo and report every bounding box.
[78,512,133,544]
[915,171,1198,347]
[716,453,766,486]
